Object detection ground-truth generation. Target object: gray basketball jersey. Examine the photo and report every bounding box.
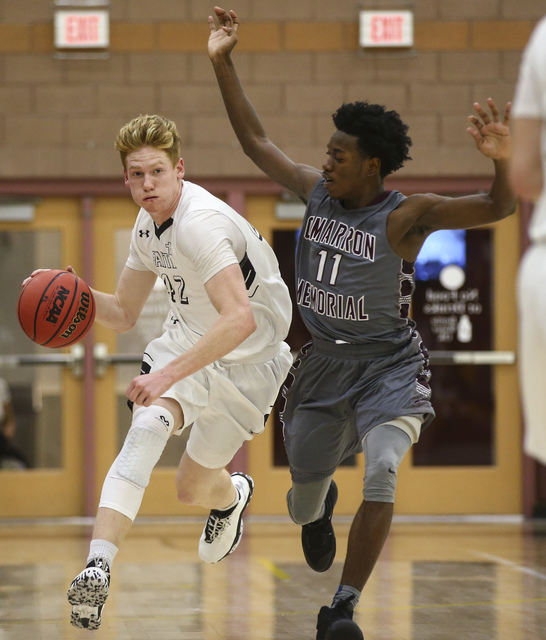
[296,179,415,345]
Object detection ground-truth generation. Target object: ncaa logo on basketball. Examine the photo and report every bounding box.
[45,285,71,325]
[60,291,92,339]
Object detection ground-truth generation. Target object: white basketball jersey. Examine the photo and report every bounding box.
[126,181,292,363]
[513,16,546,242]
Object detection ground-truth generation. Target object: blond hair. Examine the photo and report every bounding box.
[115,115,181,168]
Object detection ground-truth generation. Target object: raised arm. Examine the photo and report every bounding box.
[425,99,516,229]
[389,99,518,261]
[208,7,320,201]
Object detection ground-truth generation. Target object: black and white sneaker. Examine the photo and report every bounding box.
[67,557,110,630]
[302,480,338,572]
[199,472,254,563]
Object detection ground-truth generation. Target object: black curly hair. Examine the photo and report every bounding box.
[332,101,412,178]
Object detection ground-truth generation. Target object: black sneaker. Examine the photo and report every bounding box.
[301,480,338,572]
[316,600,363,640]
[67,557,110,630]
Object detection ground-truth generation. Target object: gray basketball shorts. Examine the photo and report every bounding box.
[281,332,435,483]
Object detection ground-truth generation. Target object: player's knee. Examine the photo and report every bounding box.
[115,405,174,489]
[287,488,323,524]
[286,480,331,525]
[288,503,322,525]
[175,487,200,506]
[99,406,175,521]
[363,453,399,503]
[362,423,413,503]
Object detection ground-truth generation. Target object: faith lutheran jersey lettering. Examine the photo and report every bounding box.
[296,179,415,346]
[126,181,292,363]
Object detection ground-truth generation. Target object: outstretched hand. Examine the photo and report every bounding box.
[208,6,240,58]
[467,98,512,161]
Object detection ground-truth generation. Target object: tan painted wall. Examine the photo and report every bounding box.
[0,1,540,180]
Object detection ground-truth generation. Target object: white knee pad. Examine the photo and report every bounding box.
[99,405,175,521]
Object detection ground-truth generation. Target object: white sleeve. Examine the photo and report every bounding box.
[513,18,546,119]
[125,238,149,271]
[125,217,150,272]
[178,210,246,284]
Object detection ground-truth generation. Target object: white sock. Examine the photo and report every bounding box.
[332,584,361,609]
[87,539,119,568]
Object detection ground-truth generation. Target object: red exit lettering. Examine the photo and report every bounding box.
[370,15,404,44]
[65,15,100,45]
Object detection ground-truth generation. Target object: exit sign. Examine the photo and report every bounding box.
[55,10,109,48]
[359,10,414,48]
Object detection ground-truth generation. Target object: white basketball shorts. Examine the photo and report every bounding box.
[141,327,292,469]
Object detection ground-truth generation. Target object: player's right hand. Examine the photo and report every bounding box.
[22,265,77,287]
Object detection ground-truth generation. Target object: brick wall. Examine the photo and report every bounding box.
[0,0,541,179]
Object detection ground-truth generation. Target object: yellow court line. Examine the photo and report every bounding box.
[256,557,291,580]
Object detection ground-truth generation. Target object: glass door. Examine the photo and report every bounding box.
[0,199,85,517]
[396,212,522,514]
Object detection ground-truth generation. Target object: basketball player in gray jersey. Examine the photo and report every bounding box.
[209,7,517,640]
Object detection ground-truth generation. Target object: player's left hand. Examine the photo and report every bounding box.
[208,6,240,59]
[467,98,511,160]
[126,370,174,407]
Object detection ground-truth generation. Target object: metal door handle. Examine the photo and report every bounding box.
[428,350,515,365]
[93,343,142,378]
[0,344,85,376]
[90,343,516,379]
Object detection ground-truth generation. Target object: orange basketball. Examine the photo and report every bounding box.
[17,270,95,348]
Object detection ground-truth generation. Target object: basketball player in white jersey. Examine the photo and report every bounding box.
[26,114,292,629]
[511,16,546,466]
[208,7,517,639]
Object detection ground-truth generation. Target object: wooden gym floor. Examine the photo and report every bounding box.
[1,515,545,639]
